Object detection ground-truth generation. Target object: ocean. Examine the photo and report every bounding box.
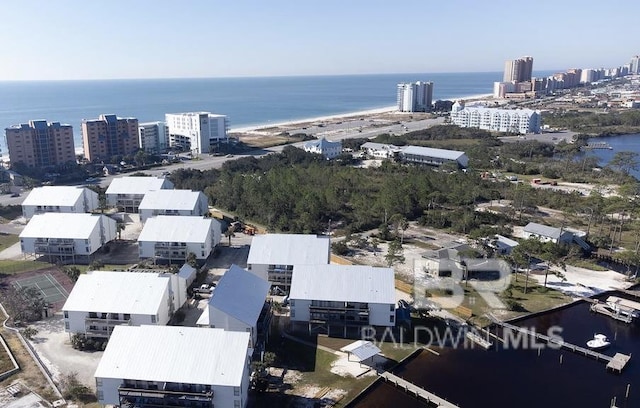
[0,71,554,157]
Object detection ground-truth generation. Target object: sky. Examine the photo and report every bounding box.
[1,0,639,80]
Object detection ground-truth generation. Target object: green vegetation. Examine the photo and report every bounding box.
[0,260,51,275]
[543,110,640,136]
[0,234,19,251]
[0,343,15,374]
[0,205,22,223]
[567,259,608,271]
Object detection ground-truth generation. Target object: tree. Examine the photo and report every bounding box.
[186,252,198,268]
[224,226,236,246]
[3,286,45,323]
[60,372,93,402]
[385,240,405,266]
[21,326,38,340]
[134,150,149,167]
[608,151,640,176]
[63,266,81,282]
[88,260,104,271]
[116,223,125,240]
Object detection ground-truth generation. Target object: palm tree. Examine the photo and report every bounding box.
[224,226,236,246]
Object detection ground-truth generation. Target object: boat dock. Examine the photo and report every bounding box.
[379,372,460,407]
[590,303,634,324]
[493,321,631,373]
[582,142,613,150]
[465,331,493,349]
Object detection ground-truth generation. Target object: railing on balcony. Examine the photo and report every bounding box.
[118,383,214,408]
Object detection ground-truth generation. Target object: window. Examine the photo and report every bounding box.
[290,309,295,318]
[234,387,240,396]
[390,315,395,323]
[151,315,157,323]
[64,322,69,330]
[390,304,394,312]
[96,378,103,387]
[96,390,103,400]
[64,311,69,318]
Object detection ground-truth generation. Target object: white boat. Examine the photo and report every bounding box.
[586,333,611,350]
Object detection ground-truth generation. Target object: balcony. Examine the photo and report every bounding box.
[118,383,214,407]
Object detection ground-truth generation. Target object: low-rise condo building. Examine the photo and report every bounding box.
[21,186,99,219]
[289,265,395,337]
[399,145,469,168]
[450,101,541,134]
[138,189,209,223]
[105,176,174,212]
[246,234,330,293]
[19,213,116,264]
[62,271,183,338]
[94,325,252,408]
[197,265,271,348]
[138,215,221,263]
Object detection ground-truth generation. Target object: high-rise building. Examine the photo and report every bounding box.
[138,121,169,154]
[5,120,75,168]
[81,114,139,162]
[503,56,533,82]
[396,81,434,112]
[630,55,640,75]
[165,112,229,154]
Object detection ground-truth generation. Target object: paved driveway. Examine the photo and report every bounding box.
[29,315,103,390]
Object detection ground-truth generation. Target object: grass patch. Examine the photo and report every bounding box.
[567,259,608,271]
[0,260,52,275]
[0,234,19,251]
[0,205,22,223]
[501,274,573,317]
[0,339,16,374]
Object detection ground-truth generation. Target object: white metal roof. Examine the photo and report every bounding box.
[208,265,270,326]
[247,234,330,265]
[20,213,108,239]
[106,176,173,195]
[62,271,169,315]
[138,216,212,243]
[400,145,466,161]
[22,186,90,207]
[289,265,395,304]
[94,325,250,387]
[340,340,381,362]
[524,222,562,239]
[178,263,197,279]
[139,189,205,211]
[361,142,400,151]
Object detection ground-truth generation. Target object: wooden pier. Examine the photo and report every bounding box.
[379,372,460,407]
[493,321,631,372]
[582,142,613,150]
[590,303,633,324]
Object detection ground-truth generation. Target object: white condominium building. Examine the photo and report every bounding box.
[397,81,433,112]
[450,101,541,134]
[165,112,229,154]
[138,121,169,154]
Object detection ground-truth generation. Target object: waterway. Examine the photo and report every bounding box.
[585,133,640,179]
[350,295,640,408]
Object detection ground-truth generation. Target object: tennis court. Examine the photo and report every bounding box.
[12,273,69,304]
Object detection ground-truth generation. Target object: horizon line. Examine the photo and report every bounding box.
[0,69,563,83]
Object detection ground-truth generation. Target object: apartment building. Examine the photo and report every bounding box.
[5,120,75,168]
[62,271,178,338]
[19,213,116,264]
[95,325,252,408]
[503,56,534,82]
[21,186,99,219]
[138,121,169,154]
[138,189,208,223]
[81,114,139,162]
[450,101,541,134]
[289,265,396,337]
[165,112,229,154]
[246,234,330,293]
[397,81,433,112]
[105,176,174,212]
[138,215,221,263]
[197,265,271,348]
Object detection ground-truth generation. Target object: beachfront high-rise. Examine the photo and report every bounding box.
[81,114,139,162]
[396,81,433,112]
[165,112,229,154]
[503,56,533,83]
[5,120,76,168]
[138,121,169,154]
[630,55,640,75]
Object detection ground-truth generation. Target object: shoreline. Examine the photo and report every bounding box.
[230,92,493,134]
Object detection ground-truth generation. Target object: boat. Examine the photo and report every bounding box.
[586,333,611,350]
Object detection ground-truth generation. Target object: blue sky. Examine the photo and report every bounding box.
[1,0,638,80]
